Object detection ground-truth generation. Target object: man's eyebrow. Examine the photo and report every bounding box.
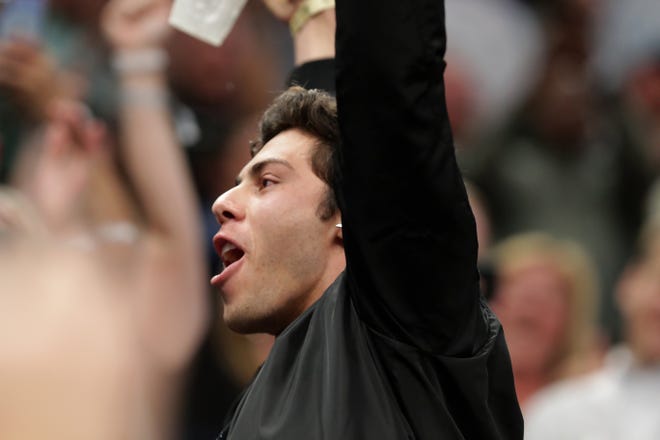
[235,158,294,185]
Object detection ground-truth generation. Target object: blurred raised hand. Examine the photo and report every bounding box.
[102,0,171,51]
[10,99,106,235]
[101,0,209,422]
[0,39,77,120]
[262,0,335,66]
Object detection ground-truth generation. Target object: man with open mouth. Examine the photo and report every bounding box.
[210,0,523,438]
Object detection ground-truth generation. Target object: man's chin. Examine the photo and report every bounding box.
[224,311,275,335]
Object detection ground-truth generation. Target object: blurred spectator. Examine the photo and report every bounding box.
[489,232,603,408]
[444,0,543,146]
[592,0,660,172]
[0,99,148,439]
[101,0,211,436]
[466,0,654,339]
[524,192,660,439]
[592,0,660,96]
[1,0,211,436]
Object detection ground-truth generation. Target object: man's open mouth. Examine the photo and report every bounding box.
[221,242,245,270]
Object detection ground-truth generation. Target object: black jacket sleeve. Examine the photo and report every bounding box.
[287,59,336,95]
[334,0,487,355]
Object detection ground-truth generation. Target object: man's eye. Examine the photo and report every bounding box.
[260,178,275,188]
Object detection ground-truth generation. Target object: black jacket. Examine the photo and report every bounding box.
[219,0,523,438]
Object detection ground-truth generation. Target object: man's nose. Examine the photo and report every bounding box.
[211,186,244,224]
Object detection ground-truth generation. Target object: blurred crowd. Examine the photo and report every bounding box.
[0,0,658,438]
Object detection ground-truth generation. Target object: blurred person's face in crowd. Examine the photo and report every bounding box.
[491,261,569,374]
[211,129,344,335]
[532,55,592,147]
[618,236,660,365]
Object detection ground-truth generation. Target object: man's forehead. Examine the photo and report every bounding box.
[237,130,315,181]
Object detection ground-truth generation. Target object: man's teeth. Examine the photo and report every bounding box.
[222,242,237,256]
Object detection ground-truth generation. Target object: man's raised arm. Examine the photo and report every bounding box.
[335,0,487,355]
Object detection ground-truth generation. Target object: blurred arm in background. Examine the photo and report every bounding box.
[101,0,210,436]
